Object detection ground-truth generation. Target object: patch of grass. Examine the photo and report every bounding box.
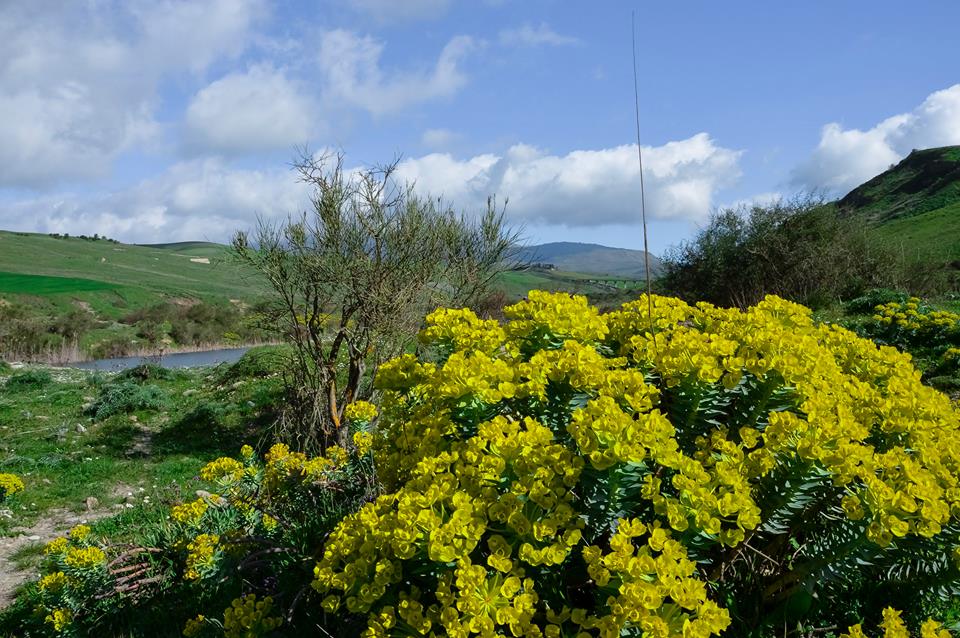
[85,381,169,420]
[0,271,117,295]
[0,366,277,536]
[3,370,52,391]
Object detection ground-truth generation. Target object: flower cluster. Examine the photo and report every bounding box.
[309,292,960,636]
[866,298,960,377]
[32,525,110,634]
[344,400,379,424]
[840,608,953,638]
[222,594,283,638]
[0,472,24,502]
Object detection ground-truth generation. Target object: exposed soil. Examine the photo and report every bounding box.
[0,507,114,607]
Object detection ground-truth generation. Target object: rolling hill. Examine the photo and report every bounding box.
[838,146,960,262]
[512,242,662,278]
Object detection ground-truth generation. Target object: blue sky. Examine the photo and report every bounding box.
[1,1,959,255]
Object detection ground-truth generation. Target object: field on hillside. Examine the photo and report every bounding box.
[0,232,261,299]
[872,200,960,261]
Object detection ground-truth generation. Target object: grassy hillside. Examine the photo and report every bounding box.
[871,200,960,262]
[839,146,960,223]
[513,242,662,278]
[0,233,269,361]
[838,146,960,266]
[0,232,259,299]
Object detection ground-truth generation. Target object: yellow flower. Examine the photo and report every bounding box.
[184,534,220,581]
[44,607,72,632]
[223,594,282,638]
[38,571,69,594]
[43,537,69,556]
[64,546,106,570]
[0,472,24,499]
[69,524,91,541]
[183,614,207,637]
[344,400,379,423]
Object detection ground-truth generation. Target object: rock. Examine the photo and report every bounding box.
[76,424,87,433]
[85,497,99,511]
[27,535,40,541]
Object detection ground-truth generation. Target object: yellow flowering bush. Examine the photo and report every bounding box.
[865,297,960,379]
[311,292,960,635]
[28,525,110,635]
[0,471,24,502]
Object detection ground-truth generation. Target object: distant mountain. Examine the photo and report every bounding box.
[838,146,960,262]
[512,242,661,278]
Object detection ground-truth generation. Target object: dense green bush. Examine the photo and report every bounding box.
[660,197,898,308]
[4,369,52,391]
[113,363,176,384]
[0,359,11,374]
[85,381,169,420]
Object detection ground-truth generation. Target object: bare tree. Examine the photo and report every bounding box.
[232,151,519,451]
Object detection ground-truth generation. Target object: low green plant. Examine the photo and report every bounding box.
[4,369,53,391]
[113,363,175,383]
[85,381,169,420]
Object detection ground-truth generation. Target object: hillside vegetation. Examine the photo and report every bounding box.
[839,145,960,263]
[0,233,267,362]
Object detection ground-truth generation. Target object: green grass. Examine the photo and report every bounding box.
[0,232,262,299]
[495,268,645,301]
[872,200,960,262]
[0,352,285,536]
[0,272,117,295]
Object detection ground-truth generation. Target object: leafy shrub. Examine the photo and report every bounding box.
[0,359,11,374]
[113,363,175,384]
[0,472,24,503]
[659,196,899,308]
[4,369,52,391]
[215,345,287,384]
[85,381,169,420]
[843,288,910,315]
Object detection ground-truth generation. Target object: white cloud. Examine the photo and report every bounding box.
[499,23,580,47]
[421,128,460,149]
[2,160,309,243]
[344,0,451,22]
[793,84,960,193]
[318,30,477,116]
[0,0,263,188]
[395,133,742,225]
[2,134,740,242]
[185,66,316,154]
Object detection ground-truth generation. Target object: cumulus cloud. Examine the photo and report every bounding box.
[185,66,316,154]
[395,133,742,225]
[2,160,309,243]
[499,23,580,47]
[0,0,263,188]
[2,134,740,242]
[793,84,960,193]
[318,30,477,116]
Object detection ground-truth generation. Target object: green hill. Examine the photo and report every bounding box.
[0,232,259,300]
[838,146,960,262]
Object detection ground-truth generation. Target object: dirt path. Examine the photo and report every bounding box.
[0,508,114,608]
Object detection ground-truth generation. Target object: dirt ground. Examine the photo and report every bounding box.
[0,508,113,608]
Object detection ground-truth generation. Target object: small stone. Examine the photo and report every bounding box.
[76,424,87,433]
[85,497,99,511]
[27,535,40,541]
